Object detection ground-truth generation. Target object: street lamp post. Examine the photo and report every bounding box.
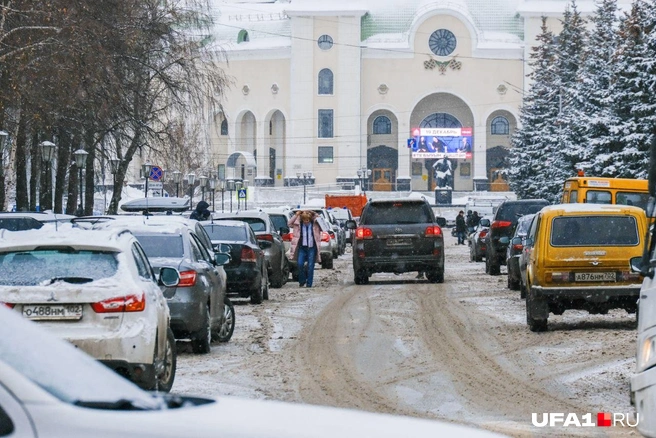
[187,173,196,210]
[235,181,243,211]
[142,162,152,198]
[172,170,182,197]
[73,149,89,215]
[356,167,371,196]
[243,180,249,210]
[0,131,7,210]
[199,175,208,202]
[39,141,56,211]
[219,180,225,213]
[209,177,216,212]
[296,171,312,205]
[226,179,235,213]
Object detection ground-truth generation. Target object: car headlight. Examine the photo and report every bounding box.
[638,335,656,373]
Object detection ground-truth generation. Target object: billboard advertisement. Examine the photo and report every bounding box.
[409,127,472,159]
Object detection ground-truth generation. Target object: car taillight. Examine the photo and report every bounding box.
[241,247,257,263]
[425,226,442,237]
[1,302,15,309]
[92,293,145,313]
[282,233,293,242]
[491,220,512,229]
[512,243,523,251]
[329,231,336,240]
[321,232,331,242]
[355,227,373,240]
[479,230,488,239]
[177,270,198,287]
[257,234,274,242]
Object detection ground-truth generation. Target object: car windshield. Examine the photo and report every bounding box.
[0,306,162,409]
[0,249,119,286]
[362,203,432,225]
[0,217,44,231]
[329,209,351,220]
[202,223,248,241]
[134,234,184,258]
[550,216,639,246]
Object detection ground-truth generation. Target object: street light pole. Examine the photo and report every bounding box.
[243,180,249,210]
[356,167,371,196]
[73,149,88,215]
[39,141,56,211]
[172,170,182,197]
[219,180,225,213]
[296,171,312,205]
[226,179,235,213]
[187,173,196,210]
[209,177,216,212]
[142,162,152,198]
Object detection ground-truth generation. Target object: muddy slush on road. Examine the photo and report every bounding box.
[174,232,638,437]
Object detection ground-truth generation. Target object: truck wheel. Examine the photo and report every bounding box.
[427,269,444,283]
[520,282,527,299]
[354,269,369,285]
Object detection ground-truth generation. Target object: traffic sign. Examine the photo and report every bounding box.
[238,188,247,199]
[149,166,163,181]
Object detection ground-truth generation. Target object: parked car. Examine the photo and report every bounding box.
[212,210,289,288]
[0,226,180,391]
[485,199,550,275]
[347,198,446,284]
[468,217,491,262]
[202,220,269,304]
[328,207,354,244]
[261,207,295,267]
[0,305,503,438]
[505,213,535,291]
[0,211,75,231]
[521,203,645,332]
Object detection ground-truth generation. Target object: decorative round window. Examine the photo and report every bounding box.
[429,29,457,57]
[317,34,333,50]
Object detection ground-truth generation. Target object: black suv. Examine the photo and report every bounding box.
[347,198,446,284]
[485,199,549,275]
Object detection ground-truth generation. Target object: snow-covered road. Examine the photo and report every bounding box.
[173,232,638,437]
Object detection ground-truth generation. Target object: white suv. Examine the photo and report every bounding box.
[0,225,179,392]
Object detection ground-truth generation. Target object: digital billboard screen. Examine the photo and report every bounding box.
[410,127,472,159]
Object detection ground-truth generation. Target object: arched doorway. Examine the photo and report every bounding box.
[486,146,510,191]
[420,113,461,190]
[368,146,397,191]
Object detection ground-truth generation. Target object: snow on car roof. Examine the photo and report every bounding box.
[540,203,645,214]
[0,224,128,251]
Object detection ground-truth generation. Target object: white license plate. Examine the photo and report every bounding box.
[23,304,83,320]
[574,272,616,282]
[387,238,411,247]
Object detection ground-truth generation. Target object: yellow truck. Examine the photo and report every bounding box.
[562,176,649,209]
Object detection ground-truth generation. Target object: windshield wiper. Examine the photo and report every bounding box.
[48,277,94,285]
[74,398,153,411]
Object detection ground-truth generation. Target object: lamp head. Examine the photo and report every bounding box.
[39,141,57,162]
[187,172,196,185]
[73,149,89,168]
[172,170,182,183]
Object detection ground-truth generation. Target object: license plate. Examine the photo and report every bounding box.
[387,238,411,247]
[574,272,616,282]
[22,304,83,320]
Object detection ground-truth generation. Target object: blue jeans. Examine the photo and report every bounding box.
[297,245,317,287]
[457,231,466,244]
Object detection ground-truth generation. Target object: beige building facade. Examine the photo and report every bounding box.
[207,0,630,192]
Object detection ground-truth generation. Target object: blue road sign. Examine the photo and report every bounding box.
[149,166,163,181]
[238,188,247,199]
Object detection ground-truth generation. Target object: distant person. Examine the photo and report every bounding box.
[455,210,467,245]
[190,200,210,221]
[288,210,322,288]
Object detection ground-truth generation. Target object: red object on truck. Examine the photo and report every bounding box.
[325,194,368,218]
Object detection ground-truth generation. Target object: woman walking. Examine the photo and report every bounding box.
[288,210,322,287]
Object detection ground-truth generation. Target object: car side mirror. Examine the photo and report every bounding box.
[345,220,357,230]
[511,236,523,246]
[480,219,490,227]
[524,237,533,247]
[280,226,290,235]
[258,240,272,249]
[435,217,447,227]
[159,267,180,287]
[499,236,510,245]
[631,256,653,278]
[214,253,230,266]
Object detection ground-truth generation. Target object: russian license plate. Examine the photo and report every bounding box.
[23,304,83,320]
[574,272,616,282]
[387,238,411,247]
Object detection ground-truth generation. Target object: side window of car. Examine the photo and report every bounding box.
[195,224,214,252]
[526,215,539,246]
[191,233,212,264]
[188,235,205,263]
[132,243,154,280]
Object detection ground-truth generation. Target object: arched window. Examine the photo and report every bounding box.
[238,30,249,43]
[491,116,509,135]
[318,69,333,95]
[372,116,391,135]
[420,113,461,129]
[220,119,228,136]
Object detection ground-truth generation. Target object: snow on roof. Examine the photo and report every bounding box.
[0,225,128,251]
